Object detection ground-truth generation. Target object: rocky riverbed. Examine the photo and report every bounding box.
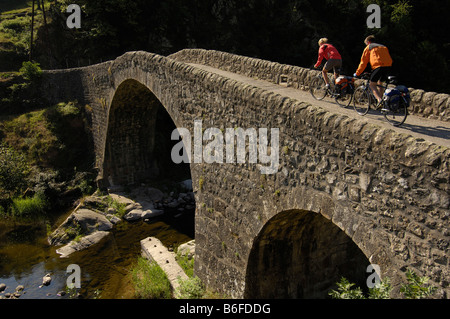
[48,180,195,258]
[1,179,196,299]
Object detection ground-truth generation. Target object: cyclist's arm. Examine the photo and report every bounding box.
[355,46,370,76]
[314,47,325,68]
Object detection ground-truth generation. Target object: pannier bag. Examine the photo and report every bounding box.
[335,76,355,94]
[383,85,410,110]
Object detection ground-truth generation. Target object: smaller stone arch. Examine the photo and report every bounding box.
[244,209,371,299]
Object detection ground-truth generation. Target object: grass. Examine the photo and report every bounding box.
[0,0,30,15]
[0,101,91,169]
[130,257,173,299]
[0,108,58,167]
[105,195,127,217]
[0,0,51,71]
[177,276,205,299]
[176,250,195,278]
[130,252,228,299]
[10,192,48,219]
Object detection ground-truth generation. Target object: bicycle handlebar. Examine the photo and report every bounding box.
[355,73,371,80]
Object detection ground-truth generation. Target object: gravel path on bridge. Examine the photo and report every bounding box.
[188,63,450,149]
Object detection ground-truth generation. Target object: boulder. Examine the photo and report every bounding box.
[74,209,113,233]
[42,274,52,287]
[146,187,165,202]
[124,209,144,221]
[141,209,164,219]
[177,240,195,259]
[56,231,110,258]
[179,179,193,191]
[106,214,122,224]
[166,200,180,209]
[108,193,136,206]
[48,209,113,246]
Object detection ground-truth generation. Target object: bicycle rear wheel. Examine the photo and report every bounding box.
[309,75,327,100]
[352,86,370,115]
[383,98,408,126]
[335,90,352,107]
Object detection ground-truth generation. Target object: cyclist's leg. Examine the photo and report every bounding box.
[333,60,342,94]
[369,67,383,102]
[378,67,390,96]
[334,59,342,79]
[322,61,331,86]
[322,68,329,86]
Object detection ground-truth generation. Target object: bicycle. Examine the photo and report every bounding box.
[309,68,354,107]
[352,73,409,126]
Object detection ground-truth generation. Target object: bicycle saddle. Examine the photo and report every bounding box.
[388,76,397,83]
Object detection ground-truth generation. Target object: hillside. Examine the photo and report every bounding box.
[1,0,449,93]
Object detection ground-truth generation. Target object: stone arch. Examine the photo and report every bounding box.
[244,209,371,299]
[102,78,190,187]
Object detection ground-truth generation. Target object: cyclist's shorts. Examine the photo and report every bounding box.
[324,59,342,73]
[370,66,391,83]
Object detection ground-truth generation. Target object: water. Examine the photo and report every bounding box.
[0,208,194,299]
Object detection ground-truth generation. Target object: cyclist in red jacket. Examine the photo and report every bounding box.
[314,38,342,89]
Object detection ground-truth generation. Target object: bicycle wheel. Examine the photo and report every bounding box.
[383,98,408,126]
[309,75,327,100]
[353,85,370,115]
[335,89,352,107]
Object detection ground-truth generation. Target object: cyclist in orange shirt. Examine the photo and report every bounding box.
[354,35,393,104]
[314,38,342,90]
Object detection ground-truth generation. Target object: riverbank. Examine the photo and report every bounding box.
[0,181,195,299]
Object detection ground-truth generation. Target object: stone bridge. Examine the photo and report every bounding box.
[41,49,449,299]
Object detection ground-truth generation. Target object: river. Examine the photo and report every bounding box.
[0,205,194,299]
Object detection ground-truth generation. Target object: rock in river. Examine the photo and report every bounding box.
[56,231,110,258]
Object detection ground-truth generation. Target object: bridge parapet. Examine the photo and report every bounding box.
[170,49,450,122]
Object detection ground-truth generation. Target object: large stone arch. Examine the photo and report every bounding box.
[102,78,190,187]
[244,209,371,299]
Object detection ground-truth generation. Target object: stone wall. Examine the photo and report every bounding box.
[40,50,449,298]
[169,49,450,122]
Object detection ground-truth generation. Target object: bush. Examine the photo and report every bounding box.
[0,143,30,196]
[400,269,436,299]
[329,269,436,299]
[328,277,365,299]
[11,192,48,219]
[130,257,172,299]
[177,276,205,299]
[19,61,42,81]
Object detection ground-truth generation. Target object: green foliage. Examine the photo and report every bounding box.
[328,277,365,299]
[329,269,436,299]
[0,143,30,197]
[64,223,82,239]
[176,250,195,278]
[105,195,127,217]
[130,257,172,299]
[400,269,436,299]
[177,276,205,299]
[0,0,30,13]
[390,0,413,24]
[19,61,42,82]
[10,192,49,219]
[367,277,392,299]
[0,15,31,52]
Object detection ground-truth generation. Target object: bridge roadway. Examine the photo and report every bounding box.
[187,63,450,148]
